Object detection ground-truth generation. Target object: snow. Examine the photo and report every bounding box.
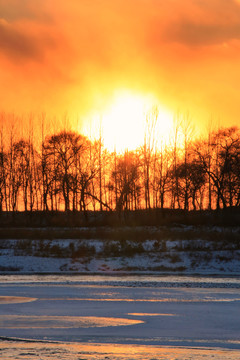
[0,250,236,274]
[1,241,240,274]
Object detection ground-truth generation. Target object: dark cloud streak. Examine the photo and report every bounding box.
[166,21,240,46]
[0,21,40,60]
[0,20,56,63]
[157,0,240,47]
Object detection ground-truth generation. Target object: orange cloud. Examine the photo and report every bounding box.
[161,0,240,46]
[0,0,240,131]
[0,19,54,62]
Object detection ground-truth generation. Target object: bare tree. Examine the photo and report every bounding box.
[153,145,171,209]
[43,131,86,211]
[143,106,159,209]
[169,114,182,209]
[111,150,141,213]
[181,114,195,211]
[0,130,6,211]
[194,126,240,209]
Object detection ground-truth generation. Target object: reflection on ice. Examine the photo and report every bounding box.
[0,315,143,329]
[0,296,37,304]
[0,340,240,360]
[127,313,176,316]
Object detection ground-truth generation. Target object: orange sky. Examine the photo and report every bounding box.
[1,0,240,136]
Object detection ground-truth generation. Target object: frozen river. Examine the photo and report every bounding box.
[0,274,240,359]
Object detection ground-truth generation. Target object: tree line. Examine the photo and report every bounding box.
[0,115,239,213]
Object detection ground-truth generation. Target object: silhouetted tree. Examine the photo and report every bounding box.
[194,126,240,209]
[169,115,182,209]
[152,146,171,209]
[143,106,158,209]
[111,150,141,212]
[43,131,86,211]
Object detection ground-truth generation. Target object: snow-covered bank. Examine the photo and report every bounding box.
[1,250,240,274]
[1,225,240,274]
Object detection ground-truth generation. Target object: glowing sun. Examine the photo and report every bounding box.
[83,91,173,152]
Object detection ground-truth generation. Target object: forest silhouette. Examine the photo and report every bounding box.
[0,113,239,216]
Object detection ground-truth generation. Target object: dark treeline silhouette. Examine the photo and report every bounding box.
[0,116,240,214]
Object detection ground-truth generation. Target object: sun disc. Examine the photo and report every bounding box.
[101,93,147,152]
[82,91,173,152]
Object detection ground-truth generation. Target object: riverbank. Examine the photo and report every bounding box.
[1,225,240,274]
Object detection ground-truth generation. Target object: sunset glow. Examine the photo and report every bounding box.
[0,0,240,135]
[82,91,173,152]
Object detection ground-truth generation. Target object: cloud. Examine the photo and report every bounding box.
[0,0,55,63]
[166,21,240,46]
[0,19,45,61]
[158,0,240,46]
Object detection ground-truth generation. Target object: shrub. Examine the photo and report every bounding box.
[14,239,33,255]
[72,243,96,258]
[102,241,120,257]
[169,253,182,264]
[49,244,65,258]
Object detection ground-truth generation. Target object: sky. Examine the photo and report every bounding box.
[1,0,240,143]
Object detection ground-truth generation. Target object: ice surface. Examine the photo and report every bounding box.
[0,276,240,351]
[0,275,240,358]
